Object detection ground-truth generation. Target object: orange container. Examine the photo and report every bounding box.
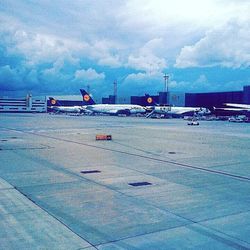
[96,134,112,140]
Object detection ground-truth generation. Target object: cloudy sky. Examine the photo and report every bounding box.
[1,0,250,98]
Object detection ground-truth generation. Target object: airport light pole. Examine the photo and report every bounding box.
[114,80,117,104]
[163,73,169,93]
[163,73,169,104]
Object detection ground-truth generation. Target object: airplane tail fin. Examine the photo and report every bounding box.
[49,97,61,106]
[145,94,158,106]
[80,89,96,105]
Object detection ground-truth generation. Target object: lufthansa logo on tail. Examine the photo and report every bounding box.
[51,99,56,105]
[83,94,90,102]
[147,97,153,104]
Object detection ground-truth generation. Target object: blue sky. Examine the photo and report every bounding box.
[0,0,250,98]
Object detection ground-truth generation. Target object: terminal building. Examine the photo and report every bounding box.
[47,85,250,108]
[131,86,250,108]
[186,86,250,108]
[2,86,249,113]
[131,92,185,106]
[0,94,47,113]
[102,95,116,104]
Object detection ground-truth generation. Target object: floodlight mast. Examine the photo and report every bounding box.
[114,80,117,104]
[163,73,169,93]
[163,73,169,105]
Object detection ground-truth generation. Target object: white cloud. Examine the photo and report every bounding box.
[125,72,149,82]
[1,0,250,95]
[175,20,250,68]
[121,0,250,33]
[0,14,123,68]
[127,38,167,73]
[196,74,208,84]
[2,1,250,70]
[74,68,105,81]
[87,40,123,67]
[122,71,167,95]
[98,55,121,68]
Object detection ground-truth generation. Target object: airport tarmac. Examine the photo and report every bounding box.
[0,113,250,249]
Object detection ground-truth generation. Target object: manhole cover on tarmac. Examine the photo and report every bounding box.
[129,182,152,187]
[80,170,101,174]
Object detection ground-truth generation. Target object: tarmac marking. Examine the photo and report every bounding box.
[2,126,250,183]
[1,127,250,248]
[12,185,98,249]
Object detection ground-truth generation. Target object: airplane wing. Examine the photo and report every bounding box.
[108,109,120,114]
[224,103,250,109]
[172,108,199,115]
[215,107,248,111]
[174,109,192,115]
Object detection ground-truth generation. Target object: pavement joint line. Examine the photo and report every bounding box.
[3,126,250,182]
[8,179,250,250]
[196,208,250,224]
[1,209,41,217]
[9,164,250,249]
[94,219,250,250]
[112,140,167,158]
[77,247,98,250]
[94,223,193,248]
[186,223,250,249]
[209,160,250,168]
[0,181,98,250]
[2,127,250,248]
[2,128,250,221]
[10,162,249,246]
[0,187,14,190]
[176,159,250,169]
[138,200,250,249]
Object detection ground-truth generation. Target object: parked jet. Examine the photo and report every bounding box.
[224,103,250,110]
[144,95,210,118]
[48,98,84,113]
[213,103,250,117]
[146,106,210,118]
[80,89,146,116]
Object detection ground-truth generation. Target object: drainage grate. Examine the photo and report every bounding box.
[129,182,152,187]
[0,139,8,142]
[80,170,101,174]
[168,152,176,154]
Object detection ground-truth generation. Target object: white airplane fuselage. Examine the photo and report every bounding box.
[86,104,146,115]
[224,103,250,110]
[50,106,83,113]
[152,106,210,116]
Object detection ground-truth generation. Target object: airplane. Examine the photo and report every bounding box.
[47,89,97,114]
[146,106,210,118]
[224,103,250,110]
[144,95,210,118]
[48,98,85,113]
[80,89,146,116]
[212,103,250,117]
